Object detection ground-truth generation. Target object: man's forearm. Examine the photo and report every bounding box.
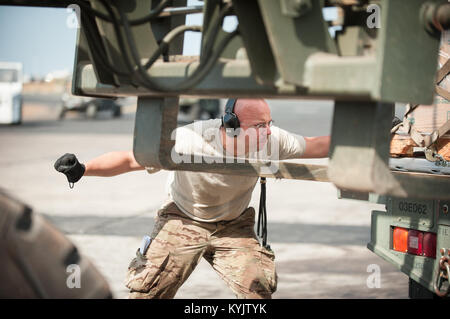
[316,136,331,158]
[302,136,331,158]
[84,151,145,177]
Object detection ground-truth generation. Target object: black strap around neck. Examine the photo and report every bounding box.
[257,177,270,250]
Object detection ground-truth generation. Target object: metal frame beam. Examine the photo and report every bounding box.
[133,98,450,199]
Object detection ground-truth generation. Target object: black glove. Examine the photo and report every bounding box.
[54,153,85,184]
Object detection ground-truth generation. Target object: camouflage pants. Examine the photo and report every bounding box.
[125,202,277,299]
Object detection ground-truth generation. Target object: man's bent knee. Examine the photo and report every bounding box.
[237,269,277,299]
[227,248,278,299]
[125,250,182,299]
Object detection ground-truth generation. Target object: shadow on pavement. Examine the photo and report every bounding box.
[42,213,370,246]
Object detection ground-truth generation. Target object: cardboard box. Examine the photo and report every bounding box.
[390,31,450,160]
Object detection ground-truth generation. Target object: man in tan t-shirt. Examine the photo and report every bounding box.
[54,98,330,299]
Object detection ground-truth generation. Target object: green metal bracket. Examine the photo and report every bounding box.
[329,100,396,194]
[337,189,388,205]
[280,0,313,18]
[258,0,338,87]
[232,0,277,85]
[374,0,443,104]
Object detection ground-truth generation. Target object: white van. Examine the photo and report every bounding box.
[0,62,23,124]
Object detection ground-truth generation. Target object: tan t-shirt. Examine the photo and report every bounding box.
[147,119,306,222]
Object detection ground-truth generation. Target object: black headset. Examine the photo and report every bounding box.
[221,98,240,137]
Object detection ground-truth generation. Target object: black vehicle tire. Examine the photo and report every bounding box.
[86,103,98,119]
[408,277,441,299]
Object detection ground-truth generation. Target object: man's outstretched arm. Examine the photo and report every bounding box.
[301,136,331,158]
[84,151,145,177]
[54,151,145,185]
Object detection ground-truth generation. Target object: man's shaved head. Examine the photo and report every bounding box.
[220,98,273,155]
[233,99,271,128]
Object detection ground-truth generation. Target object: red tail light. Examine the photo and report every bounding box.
[392,227,436,258]
[407,230,423,255]
[393,227,408,253]
[423,232,437,258]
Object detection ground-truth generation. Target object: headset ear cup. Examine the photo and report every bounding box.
[223,113,239,129]
[231,115,240,131]
[225,115,240,137]
[222,98,240,137]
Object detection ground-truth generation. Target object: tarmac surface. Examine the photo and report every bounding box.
[0,96,409,299]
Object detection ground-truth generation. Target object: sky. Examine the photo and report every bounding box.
[0,2,335,78]
[0,5,78,78]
